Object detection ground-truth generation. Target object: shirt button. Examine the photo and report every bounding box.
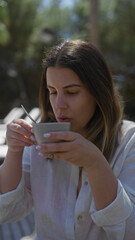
[84,181,88,186]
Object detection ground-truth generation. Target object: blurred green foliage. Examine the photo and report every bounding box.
[0,0,135,120]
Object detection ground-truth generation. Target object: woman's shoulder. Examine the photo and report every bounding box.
[121,120,135,136]
[117,120,135,149]
[111,120,135,170]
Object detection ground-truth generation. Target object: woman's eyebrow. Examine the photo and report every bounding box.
[47,84,82,89]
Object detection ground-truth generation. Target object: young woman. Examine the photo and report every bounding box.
[0,40,135,240]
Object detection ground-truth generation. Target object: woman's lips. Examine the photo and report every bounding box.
[57,117,71,122]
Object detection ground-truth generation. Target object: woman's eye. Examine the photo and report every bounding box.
[67,92,77,95]
[49,91,57,95]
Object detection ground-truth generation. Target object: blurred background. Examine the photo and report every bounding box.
[0,0,135,238]
[0,0,135,120]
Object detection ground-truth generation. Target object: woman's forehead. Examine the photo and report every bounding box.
[46,67,83,86]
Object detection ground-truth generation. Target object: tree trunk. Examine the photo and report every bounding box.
[90,0,99,46]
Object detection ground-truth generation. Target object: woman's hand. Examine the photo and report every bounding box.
[35,131,103,169]
[6,119,35,153]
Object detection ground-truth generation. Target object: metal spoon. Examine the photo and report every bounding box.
[21,105,37,123]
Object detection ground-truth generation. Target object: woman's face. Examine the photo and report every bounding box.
[46,67,96,135]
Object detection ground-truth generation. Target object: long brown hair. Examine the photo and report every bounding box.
[39,40,123,162]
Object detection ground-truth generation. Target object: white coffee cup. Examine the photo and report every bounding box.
[33,122,71,144]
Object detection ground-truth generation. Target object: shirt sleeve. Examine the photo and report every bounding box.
[90,131,135,240]
[0,147,33,224]
[90,180,133,227]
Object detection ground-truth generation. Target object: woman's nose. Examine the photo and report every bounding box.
[55,94,67,109]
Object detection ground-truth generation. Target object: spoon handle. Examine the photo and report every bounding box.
[21,105,37,123]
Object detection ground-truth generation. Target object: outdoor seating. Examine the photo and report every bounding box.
[0,107,25,146]
[0,107,24,127]
[0,107,41,163]
[0,129,6,145]
[0,145,7,161]
[24,107,41,124]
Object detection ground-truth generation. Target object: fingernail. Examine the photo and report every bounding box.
[31,129,34,133]
[44,133,51,137]
[36,145,41,150]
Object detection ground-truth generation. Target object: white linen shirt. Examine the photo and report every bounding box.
[0,120,135,240]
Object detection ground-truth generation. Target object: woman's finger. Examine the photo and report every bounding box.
[9,137,33,147]
[8,131,34,145]
[7,121,32,138]
[35,141,73,153]
[43,131,77,142]
[12,119,33,131]
[39,151,72,161]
